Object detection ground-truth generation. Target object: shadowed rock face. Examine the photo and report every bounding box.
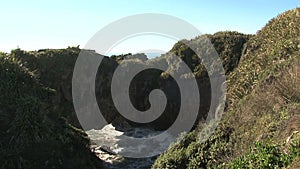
[86,51,212,130]
[95,55,183,130]
[13,31,250,130]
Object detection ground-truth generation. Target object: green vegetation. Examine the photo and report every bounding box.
[153,125,234,169]
[153,7,300,169]
[0,7,299,169]
[227,135,300,169]
[165,31,251,77]
[0,53,103,169]
[10,47,81,127]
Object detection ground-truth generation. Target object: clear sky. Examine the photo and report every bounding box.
[1,0,299,54]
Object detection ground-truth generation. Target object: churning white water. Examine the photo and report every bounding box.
[86,124,175,169]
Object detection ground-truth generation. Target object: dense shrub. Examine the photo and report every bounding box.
[0,54,103,169]
[227,134,300,168]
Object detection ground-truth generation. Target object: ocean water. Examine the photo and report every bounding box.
[87,124,174,169]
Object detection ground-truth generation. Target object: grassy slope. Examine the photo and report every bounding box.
[153,7,300,169]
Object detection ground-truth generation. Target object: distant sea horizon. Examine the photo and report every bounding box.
[107,52,164,59]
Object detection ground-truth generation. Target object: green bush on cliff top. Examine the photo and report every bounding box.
[0,53,103,169]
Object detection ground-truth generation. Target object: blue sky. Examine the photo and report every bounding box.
[1,0,299,54]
